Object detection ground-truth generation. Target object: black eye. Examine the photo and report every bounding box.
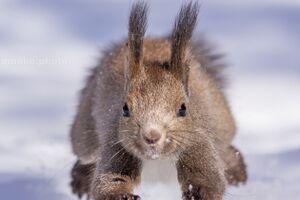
[178,103,186,117]
[123,103,130,117]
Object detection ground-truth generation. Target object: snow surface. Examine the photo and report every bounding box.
[0,0,299,199]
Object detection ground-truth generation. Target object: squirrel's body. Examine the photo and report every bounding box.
[71,38,235,164]
[70,2,247,200]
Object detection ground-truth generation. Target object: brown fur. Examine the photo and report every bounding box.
[223,145,248,186]
[71,160,95,199]
[70,1,247,200]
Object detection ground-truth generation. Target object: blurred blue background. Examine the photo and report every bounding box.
[0,0,299,199]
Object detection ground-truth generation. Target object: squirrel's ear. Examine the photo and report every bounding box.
[170,1,199,86]
[127,1,148,78]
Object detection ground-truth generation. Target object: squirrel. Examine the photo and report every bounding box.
[70,1,247,200]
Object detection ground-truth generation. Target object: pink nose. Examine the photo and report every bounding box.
[143,130,161,144]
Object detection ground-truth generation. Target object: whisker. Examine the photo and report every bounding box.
[108,143,130,162]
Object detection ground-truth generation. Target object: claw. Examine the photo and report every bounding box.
[118,194,141,200]
[182,185,205,200]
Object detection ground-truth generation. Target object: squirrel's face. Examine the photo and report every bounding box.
[121,0,198,159]
[119,64,192,160]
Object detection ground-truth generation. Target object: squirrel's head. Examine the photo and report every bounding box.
[119,1,199,160]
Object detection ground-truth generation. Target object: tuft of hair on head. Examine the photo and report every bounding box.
[170,1,199,85]
[127,1,148,78]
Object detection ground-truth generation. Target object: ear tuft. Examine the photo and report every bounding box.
[170,1,199,72]
[128,1,148,75]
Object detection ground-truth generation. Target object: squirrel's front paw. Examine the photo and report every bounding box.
[118,194,141,200]
[182,184,206,200]
[95,193,141,200]
[182,184,222,200]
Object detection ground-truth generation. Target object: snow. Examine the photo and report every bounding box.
[0,0,299,199]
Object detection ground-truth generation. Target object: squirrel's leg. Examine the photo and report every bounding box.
[222,145,247,186]
[91,144,142,200]
[70,160,96,199]
[176,142,226,200]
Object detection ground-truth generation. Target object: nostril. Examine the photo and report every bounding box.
[144,137,158,144]
[143,130,161,144]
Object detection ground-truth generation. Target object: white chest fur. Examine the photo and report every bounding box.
[135,158,181,200]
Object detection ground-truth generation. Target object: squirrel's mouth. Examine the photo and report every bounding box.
[144,146,161,160]
[122,134,176,160]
